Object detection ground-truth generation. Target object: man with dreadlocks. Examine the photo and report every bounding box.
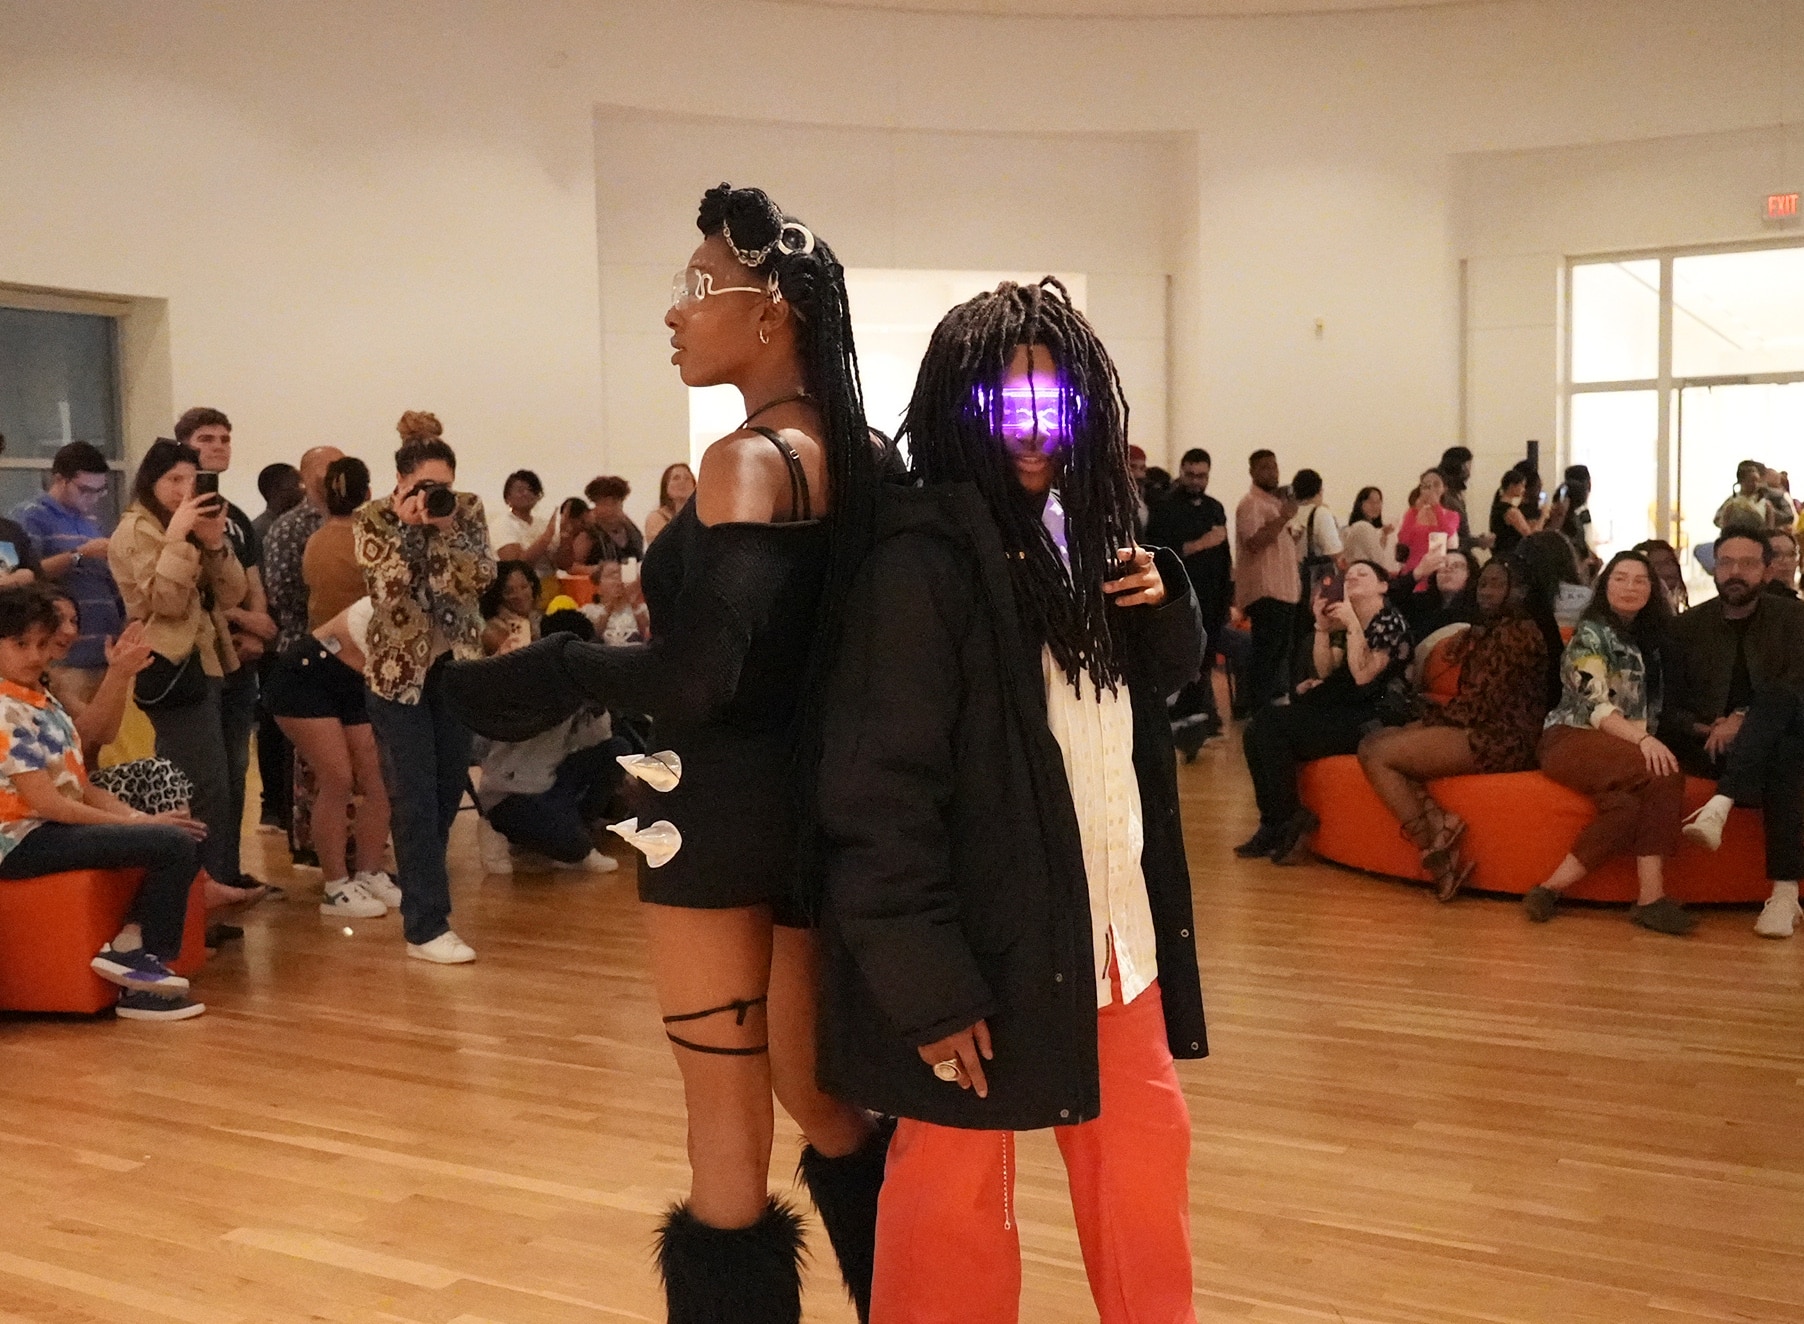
[444,184,884,1324]
[816,278,1208,1323]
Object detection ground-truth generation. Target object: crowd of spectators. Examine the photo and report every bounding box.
[0,410,687,1020]
[1139,441,1804,940]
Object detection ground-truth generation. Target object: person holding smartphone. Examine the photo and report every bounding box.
[107,438,251,894]
[176,408,279,896]
[1238,559,1412,864]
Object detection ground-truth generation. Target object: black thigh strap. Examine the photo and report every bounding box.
[662,996,769,1056]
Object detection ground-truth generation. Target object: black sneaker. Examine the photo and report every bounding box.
[1270,808,1321,866]
[91,946,189,994]
[1629,895,1697,936]
[1522,885,1559,922]
[115,989,206,1021]
[1234,824,1279,858]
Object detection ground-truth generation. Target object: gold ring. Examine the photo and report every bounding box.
[932,1058,961,1082]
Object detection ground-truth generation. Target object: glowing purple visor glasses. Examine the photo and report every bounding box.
[972,376,1083,453]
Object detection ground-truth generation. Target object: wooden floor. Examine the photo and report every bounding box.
[2,731,1802,1323]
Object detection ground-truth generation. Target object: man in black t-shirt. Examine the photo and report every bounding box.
[177,408,280,892]
[1147,448,1232,737]
[1662,530,1804,938]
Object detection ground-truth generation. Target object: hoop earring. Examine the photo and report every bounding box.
[759,326,770,345]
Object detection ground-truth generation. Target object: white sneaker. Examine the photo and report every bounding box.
[477,819,513,875]
[407,931,476,964]
[355,870,403,908]
[320,879,387,919]
[1682,795,1732,852]
[579,850,619,874]
[1754,894,1803,938]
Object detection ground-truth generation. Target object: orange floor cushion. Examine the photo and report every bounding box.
[0,869,209,1014]
[558,573,596,606]
[1299,755,1770,904]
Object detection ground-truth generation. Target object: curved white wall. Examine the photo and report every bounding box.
[0,0,1797,519]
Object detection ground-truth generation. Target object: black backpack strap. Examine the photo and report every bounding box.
[746,425,813,522]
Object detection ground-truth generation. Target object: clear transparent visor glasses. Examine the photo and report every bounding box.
[670,268,768,311]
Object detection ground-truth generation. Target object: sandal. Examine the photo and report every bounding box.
[1434,858,1476,902]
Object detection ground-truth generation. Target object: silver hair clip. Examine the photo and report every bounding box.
[776,221,815,256]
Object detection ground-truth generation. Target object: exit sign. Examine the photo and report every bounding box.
[1767,192,1801,222]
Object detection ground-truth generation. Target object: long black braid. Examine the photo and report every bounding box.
[696,183,877,912]
[901,277,1137,694]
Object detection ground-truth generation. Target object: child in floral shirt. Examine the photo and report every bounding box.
[0,586,211,1019]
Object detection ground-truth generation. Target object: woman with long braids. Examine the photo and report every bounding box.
[443,185,882,1323]
[816,279,1207,1323]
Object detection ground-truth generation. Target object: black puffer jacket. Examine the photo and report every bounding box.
[816,482,1208,1132]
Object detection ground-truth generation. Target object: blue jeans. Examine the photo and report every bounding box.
[487,739,628,863]
[0,822,199,958]
[366,660,472,945]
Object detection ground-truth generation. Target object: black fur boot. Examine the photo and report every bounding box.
[654,1196,806,1324]
[795,1118,895,1324]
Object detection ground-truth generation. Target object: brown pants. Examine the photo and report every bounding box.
[1539,724,1684,868]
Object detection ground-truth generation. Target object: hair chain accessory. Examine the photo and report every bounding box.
[720,219,777,271]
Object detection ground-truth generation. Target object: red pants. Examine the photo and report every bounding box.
[870,981,1196,1324]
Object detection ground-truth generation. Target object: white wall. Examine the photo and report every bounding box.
[595,108,1185,508]
[0,0,1798,527]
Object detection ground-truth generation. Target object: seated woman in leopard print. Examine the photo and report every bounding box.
[1356,558,1558,900]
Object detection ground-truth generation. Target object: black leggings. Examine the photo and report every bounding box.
[0,822,199,958]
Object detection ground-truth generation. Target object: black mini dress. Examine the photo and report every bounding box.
[443,429,828,925]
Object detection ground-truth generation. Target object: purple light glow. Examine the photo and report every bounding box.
[973,375,1082,454]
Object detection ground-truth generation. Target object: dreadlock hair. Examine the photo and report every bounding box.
[696,183,877,913]
[900,277,1135,695]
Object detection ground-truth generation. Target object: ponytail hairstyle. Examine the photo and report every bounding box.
[900,277,1135,694]
[696,183,877,917]
[323,456,371,518]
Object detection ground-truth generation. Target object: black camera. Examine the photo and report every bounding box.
[416,480,457,520]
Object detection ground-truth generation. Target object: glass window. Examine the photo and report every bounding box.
[1570,390,1658,558]
[0,306,122,462]
[1676,381,1804,549]
[1672,247,1804,377]
[1570,260,1659,383]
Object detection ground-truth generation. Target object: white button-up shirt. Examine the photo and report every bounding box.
[1040,493,1159,1009]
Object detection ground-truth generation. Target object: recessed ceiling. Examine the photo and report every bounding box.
[780,0,1481,17]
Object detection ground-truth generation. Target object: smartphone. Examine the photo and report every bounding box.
[1427,531,1449,558]
[192,470,224,512]
[1315,571,1344,606]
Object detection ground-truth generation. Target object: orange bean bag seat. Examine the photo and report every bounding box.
[0,869,209,1014]
[558,573,595,606]
[1299,755,1770,903]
